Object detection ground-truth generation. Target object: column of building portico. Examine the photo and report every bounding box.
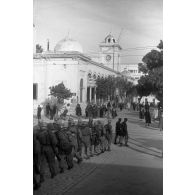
[89,86,92,103]
[94,87,97,103]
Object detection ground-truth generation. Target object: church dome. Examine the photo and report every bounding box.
[54,37,83,53]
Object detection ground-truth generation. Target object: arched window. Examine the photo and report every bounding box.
[88,73,92,78]
[93,74,96,80]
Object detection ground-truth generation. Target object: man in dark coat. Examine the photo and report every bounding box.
[145,109,151,126]
[114,118,121,144]
[124,118,129,146]
[120,118,128,146]
[88,104,93,118]
[37,105,42,120]
[145,101,150,111]
[104,119,113,151]
[46,103,50,118]
[75,104,82,116]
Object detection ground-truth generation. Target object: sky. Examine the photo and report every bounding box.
[33,0,163,64]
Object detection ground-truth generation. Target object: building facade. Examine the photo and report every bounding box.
[33,34,122,112]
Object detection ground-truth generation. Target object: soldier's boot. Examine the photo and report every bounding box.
[89,145,94,157]
[40,174,45,183]
[84,146,90,159]
[75,152,83,164]
[58,155,66,173]
[114,135,118,144]
[94,145,98,155]
[66,151,74,170]
[34,179,41,190]
[33,172,41,190]
[49,162,57,179]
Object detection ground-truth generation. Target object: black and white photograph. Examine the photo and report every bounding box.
[33,0,163,194]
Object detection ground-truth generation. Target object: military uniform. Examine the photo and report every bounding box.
[55,127,74,171]
[99,123,106,153]
[104,123,113,151]
[80,123,92,159]
[68,125,83,163]
[93,122,102,154]
[33,133,41,190]
[37,126,57,182]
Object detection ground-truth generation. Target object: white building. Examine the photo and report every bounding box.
[120,64,143,85]
[33,34,122,113]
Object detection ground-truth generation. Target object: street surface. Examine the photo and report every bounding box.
[34,109,163,195]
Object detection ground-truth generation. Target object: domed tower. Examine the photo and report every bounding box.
[54,37,83,53]
[99,33,122,71]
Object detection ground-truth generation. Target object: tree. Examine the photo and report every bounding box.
[96,76,134,101]
[137,40,163,103]
[49,82,72,104]
[36,44,43,53]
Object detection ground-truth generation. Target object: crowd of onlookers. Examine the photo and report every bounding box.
[135,100,163,130]
[75,102,118,119]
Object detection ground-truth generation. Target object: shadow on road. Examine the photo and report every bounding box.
[63,162,163,195]
[34,161,163,195]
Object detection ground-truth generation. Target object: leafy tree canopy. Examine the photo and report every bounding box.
[49,82,72,104]
[137,40,163,103]
[36,44,43,53]
[96,76,134,100]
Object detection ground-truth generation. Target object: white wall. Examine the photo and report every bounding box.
[33,58,79,112]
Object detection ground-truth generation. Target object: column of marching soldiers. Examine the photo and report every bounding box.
[33,117,114,190]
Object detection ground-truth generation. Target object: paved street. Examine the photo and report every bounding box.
[34,109,163,195]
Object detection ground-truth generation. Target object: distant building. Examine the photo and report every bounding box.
[120,64,143,85]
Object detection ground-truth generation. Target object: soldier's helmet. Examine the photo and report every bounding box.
[61,122,68,131]
[107,119,112,124]
[40,122,47,131]
[47,123,54,131]
[53,122,61,131]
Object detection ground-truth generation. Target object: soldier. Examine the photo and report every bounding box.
[55,123,74,172]
[36,123,57,183]
[88,117,96,156]
[104,119,113,151]
[114,118,121,144]
[93,121,102,154]
[99,120,106,153]
[33,131,41,190]
[80,121,92,159]
[67,119,83,164]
